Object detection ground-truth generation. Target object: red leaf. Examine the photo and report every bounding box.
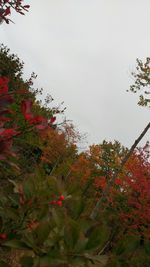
[21,99,32,114]
[0,139,14,160]
[36,123,48,130]
[4,7,11,16]
[0,76,9,94]
[50,116,56,124]
[0,116,11,122]
[94,176,106,189]
[0,128,18,138]
[115,178,122,185]
[30,116,48,130]
[24,113,33,120]
[21,100,48,129]
[0,95,13,108]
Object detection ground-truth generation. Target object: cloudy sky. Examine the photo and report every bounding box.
[0,0,149,149]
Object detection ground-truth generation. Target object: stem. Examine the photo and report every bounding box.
[49,156,61,175]
[90,122,150,220]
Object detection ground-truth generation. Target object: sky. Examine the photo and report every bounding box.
[0,0,149,149]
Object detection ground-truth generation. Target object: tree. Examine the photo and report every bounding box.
[0,46,109,267]
[0,38,150,267]
[129,58,150,108]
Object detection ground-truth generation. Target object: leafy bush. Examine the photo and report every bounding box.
[0,46,150,267]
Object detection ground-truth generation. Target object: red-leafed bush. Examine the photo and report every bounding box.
[0,76,49,161]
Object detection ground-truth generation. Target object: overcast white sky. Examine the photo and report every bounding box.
[0,0,149,149]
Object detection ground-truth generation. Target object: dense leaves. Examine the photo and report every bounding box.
[0,46,149,267]
[129,58,150,107]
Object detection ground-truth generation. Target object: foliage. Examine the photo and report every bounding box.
[0,44,59,178]
[0,47,150,267]
[0,172,108,267]
[0,0,30,24]
[129,58,150,107]
[112,144,150,238]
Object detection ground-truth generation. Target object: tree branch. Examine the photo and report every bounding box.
[90,122,150,220]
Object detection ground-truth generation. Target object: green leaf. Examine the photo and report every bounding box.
[79,219,92,234]
[84,254,108,265]
[23,232,36,249]
[37,205,49,220]
[144,240,150,255]
[0,261,11,267]
[68,197,84,219]
[86,225,109,250]
[38,256,68,267]
[20,256,33,267]
[0,207,19,221]
[51,208,63,227]
[64,219,80,249]
[33,221,51,245]
[47,176,58,194]
[104,260,121,267]
[114,235,139,256]
[74,237,88,253]
[4,239,30,249]
[23,179,35,199]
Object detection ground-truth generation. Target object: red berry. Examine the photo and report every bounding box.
[56,200,62,206]
[49,200,56,205]
[59,195,65,201]
[0,233,7,240]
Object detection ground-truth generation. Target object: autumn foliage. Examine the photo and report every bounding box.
[0,47,150,267]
